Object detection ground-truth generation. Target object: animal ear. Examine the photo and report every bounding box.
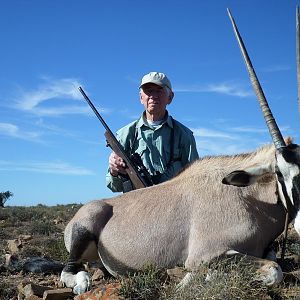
[222,170,252,187]
[223,162,274,187]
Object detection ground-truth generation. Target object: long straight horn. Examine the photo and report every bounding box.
[227,8,286,149]
[296,6,300,115]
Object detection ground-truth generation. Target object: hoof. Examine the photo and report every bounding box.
[73,271,91,294]
[60,270,91,294]
[256,262,283,286]
[60,271,76,288]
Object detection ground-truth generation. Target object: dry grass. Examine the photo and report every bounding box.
[1,204,300,299]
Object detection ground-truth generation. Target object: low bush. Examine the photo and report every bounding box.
[118,264,168,300]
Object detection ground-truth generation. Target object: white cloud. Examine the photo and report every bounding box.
[262,64,291,73]
[0,122,41,141]
[191,124,276,157]
[230,126,269,133]
[174,81,253,98]
[126,76,252,98]
[0,160,95,176]
[230,125,291,134]
[197,138,254,156]
[30,105,91,117]
[13,77,108,117]
[193,124,294,157]
[15,77,81,110]
[191,127,238,140]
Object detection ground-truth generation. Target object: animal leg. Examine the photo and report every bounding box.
[223,250,283,286]
[183,250,282,289]
[60,226,96,294]
[61,200,113,294]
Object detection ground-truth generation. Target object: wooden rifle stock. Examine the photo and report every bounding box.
[78,86,152,190]
[104,133,149,189]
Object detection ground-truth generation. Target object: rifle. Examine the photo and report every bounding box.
[78,86,153,192]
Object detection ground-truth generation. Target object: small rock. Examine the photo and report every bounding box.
[5,253,16,267]
[101,283,121,300]
[74,284,121,300]
[17,291,25,300]
[167,267,187,283]
[74,287,103,300]
[28,296,43,300]
[43,288,73,300]
[19,234,33,242]
[291,254,300,264]
[92,268,105,281]
[7,239,22,254]
[23,283,52,298]
[17,281,31,295]
[53,217,64,225]
[5,253,21,271]
[56,280,65,289]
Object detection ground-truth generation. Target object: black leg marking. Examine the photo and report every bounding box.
[62,261,84,274]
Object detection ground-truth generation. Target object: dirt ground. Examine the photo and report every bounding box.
[1,204,300,300]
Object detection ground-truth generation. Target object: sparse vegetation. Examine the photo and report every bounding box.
[1,204,300,299]
[166,257,274,300]
[28,219,59,236]
[43,236,69,262]
[118,264,168,300]
[0,282,15,299]
[115,258,281,300]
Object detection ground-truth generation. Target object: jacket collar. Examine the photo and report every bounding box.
[136,111,173,129]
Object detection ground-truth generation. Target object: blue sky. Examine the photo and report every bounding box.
[1,0,300,206]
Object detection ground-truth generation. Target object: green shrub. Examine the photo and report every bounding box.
[43,236,69,262]
[28,219,58,236]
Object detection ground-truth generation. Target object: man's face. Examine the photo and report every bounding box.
[140,83,173,116]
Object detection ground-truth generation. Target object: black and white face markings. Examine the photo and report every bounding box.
[275,145,300,230]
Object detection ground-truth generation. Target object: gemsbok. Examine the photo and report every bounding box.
[60,8,300,294]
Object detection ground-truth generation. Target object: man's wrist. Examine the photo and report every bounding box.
[110,169,119,177]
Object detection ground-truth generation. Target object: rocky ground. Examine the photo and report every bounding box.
[1,204,300,300]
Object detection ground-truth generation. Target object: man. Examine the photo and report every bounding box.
[106,71,199,192]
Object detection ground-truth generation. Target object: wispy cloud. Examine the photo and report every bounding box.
[262,64,291,73]
[12,77,108,117]
[197,138,256,156]
[191,127,238,140]
[0,122,41,141]
[229,126,269,133]
[0,160,95,175]
[33,119,104,145]
[230,125,291,134]
[14,77,81,109]
[126,75,253,98]
[175,81,253,98]
[190,123,284,156]
[193,123,294,157]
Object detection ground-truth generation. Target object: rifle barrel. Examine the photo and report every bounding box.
[78,86,149,189]
[78,86,112,134]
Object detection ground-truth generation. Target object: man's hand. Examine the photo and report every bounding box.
[109,152,127,176]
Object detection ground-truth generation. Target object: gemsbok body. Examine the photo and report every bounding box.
[60,8,300,294]
[60,141,300,293]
